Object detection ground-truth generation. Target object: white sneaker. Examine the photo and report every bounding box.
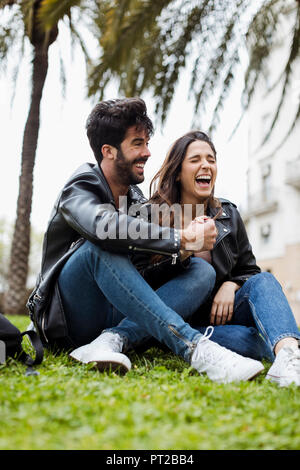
[69,331,131,374]
[191,327,264,384]
[266,346,300,387]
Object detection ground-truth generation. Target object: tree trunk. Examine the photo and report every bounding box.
[4,42,49,315]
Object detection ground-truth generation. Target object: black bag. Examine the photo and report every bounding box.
[0,313,44,374]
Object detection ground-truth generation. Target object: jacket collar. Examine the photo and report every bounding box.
[93,164,146,207]
[207,204,230,220]
[207,203,231,246]
[93,164,115,203]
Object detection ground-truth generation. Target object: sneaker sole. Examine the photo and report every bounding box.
[266,373,300,387]
[95,360,130,375]
[217,362,264,384]
[69,350,131,375]
[265,373,280,383]
[243,363,265,382]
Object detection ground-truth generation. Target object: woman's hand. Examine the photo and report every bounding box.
[210,281,240,325]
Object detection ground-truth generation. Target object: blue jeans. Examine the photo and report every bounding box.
[193,272,300,362]
[57,241,216,362]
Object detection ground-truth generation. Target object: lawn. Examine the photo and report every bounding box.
[0,315,299,450]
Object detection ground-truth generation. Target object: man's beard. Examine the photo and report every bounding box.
[115,149,145,185]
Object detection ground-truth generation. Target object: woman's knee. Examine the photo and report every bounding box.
[189,258,216,290]
[246,271,280,289]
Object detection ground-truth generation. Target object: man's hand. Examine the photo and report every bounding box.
[180,216,217,252]
[210,281,240,325]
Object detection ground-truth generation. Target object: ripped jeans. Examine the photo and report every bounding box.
[57,241,217,363]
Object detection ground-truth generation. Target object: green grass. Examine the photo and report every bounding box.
[1,315,299,450]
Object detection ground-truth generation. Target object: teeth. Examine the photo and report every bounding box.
[196,175,211,181]
[136,163,145,168]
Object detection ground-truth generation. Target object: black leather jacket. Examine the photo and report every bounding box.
[132,199,261,294]
[193,200,261,324]
[27,163,181,347]
[207,200,260,287]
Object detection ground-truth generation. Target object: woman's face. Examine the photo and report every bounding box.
[178,140,217,205]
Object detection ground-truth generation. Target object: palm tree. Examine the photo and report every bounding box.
[88,0,300,145]
[0,0,101,315]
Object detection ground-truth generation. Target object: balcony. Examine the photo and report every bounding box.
[241,188,278,222]
[286,158,300,190]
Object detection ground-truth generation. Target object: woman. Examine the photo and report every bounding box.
[136,130,300,387]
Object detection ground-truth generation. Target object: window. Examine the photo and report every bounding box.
[260,223,271,244]
[261,163,272,201]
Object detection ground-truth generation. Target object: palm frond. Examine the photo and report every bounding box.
[150,4,213,122]
[0,0,16,7]
[59,48,67,98]
[88,0,171,102]
[0,4,27,111]
[37,0,83,31]
[271,100,300,152]
[228,0,284,140]
[67,13,92,67]
[208,51,240,135]
[189,0,250,133]
[19,0,35,40]
[0,5,24,66]
[261,1,300,144]
[100,0,171,64]
[90,0,299,147]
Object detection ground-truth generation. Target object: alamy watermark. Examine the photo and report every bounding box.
[96,196,207,251]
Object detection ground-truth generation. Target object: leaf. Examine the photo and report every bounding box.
[89,0,300,144]
[38,0,83,30]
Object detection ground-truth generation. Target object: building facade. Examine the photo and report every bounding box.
[242,8,300,324]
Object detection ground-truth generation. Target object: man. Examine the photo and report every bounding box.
[28,98,264,383]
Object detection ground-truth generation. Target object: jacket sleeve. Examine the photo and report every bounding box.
[59,171,181,256]
[228,209,261,285]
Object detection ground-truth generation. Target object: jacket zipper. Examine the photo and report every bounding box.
[168,325,196,351]
[70,237,84,249]
[32,292,49,343]
[220,238,233,270]
[144,257,174,272]
[41,313,49,343]
[171,253,178,264]
[131,246,179,264]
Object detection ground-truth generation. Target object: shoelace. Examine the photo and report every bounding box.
[97,333,123,352]
[193,326,221,365]
[201,326,214,341]
[193,326,241,368]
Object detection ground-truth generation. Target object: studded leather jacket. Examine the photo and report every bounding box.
[27,162,181,348]
[206,200,261,287]
[132,199,261,293]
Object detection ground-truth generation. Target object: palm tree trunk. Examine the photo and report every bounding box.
[4,41,49,315]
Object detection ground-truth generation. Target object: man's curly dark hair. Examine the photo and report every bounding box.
[86,97,154,166]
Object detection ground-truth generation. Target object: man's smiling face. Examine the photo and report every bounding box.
[115,126,151,185]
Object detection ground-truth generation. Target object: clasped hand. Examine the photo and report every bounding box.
[181,216,217,252]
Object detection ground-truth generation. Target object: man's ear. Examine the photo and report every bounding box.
[101,144,117,160]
